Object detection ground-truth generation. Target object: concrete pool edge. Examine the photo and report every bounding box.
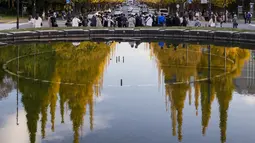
[0,28,255,45]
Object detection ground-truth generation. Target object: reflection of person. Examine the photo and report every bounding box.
[158,42,164,49]
[173,43,178,50]
[129,42,135,48]
[135,41,141,48]
[72,42,80,46]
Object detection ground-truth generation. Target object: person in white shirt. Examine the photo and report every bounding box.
[208,16,216,27]
[42,11,45,20]
[33,14,42,28]
[107,15,113,27]
[28,15,35,28]
[145,15,153,26]
[72,16,81,27]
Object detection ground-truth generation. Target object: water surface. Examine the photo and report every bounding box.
[0,41,254,143]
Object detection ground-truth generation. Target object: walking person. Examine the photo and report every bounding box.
[72,16,81,27]
[65,11,72,27]
[103,15,108,27]
[28,15,35,28]
[48,13,52,27]
[91,15,97,27]
[96,15,103,27]
[247,12,252,24]
[145,15,153,26]
[182,16,188,26]
[135,14,143,27]
[121,14,127,27]
[233,14,238,28]
[50,14,58,27]
[158,13,166,26]
[194,17,201,27]
[219,15,223,27]
[244,12,247,24]
[128,15,136,27]
[208,16,216,27]
[107,15,114,27]
[33,14,43,28]
[82,15,88,27]
[141,15,145,26]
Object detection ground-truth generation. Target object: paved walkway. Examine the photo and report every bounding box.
[0,19,255,31]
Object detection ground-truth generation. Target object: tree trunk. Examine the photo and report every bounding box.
[8,0,10,8]
[12,0,15,8]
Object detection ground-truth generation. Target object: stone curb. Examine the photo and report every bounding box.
[0,28,254,44]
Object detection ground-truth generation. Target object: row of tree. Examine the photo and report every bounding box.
[139,0,236,7]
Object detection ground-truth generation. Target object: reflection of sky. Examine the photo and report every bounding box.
[0,89,113,143]
[0,110,29,143]
[104,42,158,86]
[241,95,255,105]
[0,42,255,143]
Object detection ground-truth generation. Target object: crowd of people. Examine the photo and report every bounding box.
[27,8,252,29]
[61,12,189,28]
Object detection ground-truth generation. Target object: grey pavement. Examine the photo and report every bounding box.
[1,18,255,31]
[189,21,255,30]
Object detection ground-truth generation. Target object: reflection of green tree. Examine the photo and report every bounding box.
[152,43,251,143]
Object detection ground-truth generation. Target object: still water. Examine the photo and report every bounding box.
[0,41,254,143]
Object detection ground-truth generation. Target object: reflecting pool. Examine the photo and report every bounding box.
[0,41,255,143]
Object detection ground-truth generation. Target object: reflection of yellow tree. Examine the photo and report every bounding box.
[8,41,113,143]
[51,42,112,143]
[151,42,251,142]
[151,43,202,142]
[200,83,215,135]
[48,72,60,132]
[52,41,111,143]
[194,82,200,116]
[199,46,250,143]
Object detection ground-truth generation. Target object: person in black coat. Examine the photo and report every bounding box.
[173,15,180,26]
[116,15,122,27]
[51,14,58,27]
[121,14,127,27]
[166,16,171,26]
[182,16,188,26]
[82,15,88,27]
[91,15,97,27]
[65,11,72,27]
[152,15,157,26]
[135,14,142,27]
